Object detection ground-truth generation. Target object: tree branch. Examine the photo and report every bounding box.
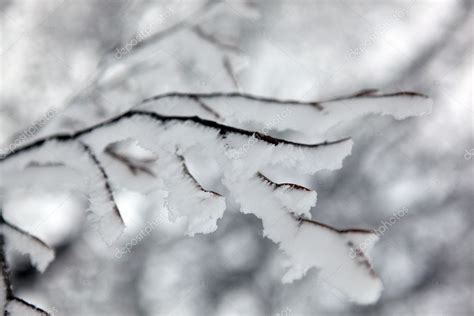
[177,154,222,196]
[192,25,242,53]
[190,96,222,119]
[0,217,51,251]
[0,214,51,315]
[0,234,13,301]
[77,141,125,227]
[1,93,353,163]
[7,297,49,316]
[257,172,312,192]
[104,142,156,177]
[142,91,428,110]
[292,213,374,235]
[255,173,373,234]
[222,56,241,90]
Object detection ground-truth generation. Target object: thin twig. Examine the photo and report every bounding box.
[177,155,222,196]
[192,25,242,53]
[190,96,222,119]
[0,233,13,301]
[257,172,312,192]
[222,56,241,90]
[77,141,125,226]
[291,213,374,235]
[0,214,51,315]
[143,90,428,107]
[104,143,156,177]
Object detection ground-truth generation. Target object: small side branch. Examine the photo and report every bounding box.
[0,233,13,301]
[78,141,125,226]
[0,214,50,315]
[7,297,50,315]
[177,155,222,197]
[290,213,374,235]
[347,241,377,277]
[0,217,51,251]
[257,172,312,192]
[222,56,241,91]
[190,96,222,119]
[104,143,156,177]
[192,25,242,53]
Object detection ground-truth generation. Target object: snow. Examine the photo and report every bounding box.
[223,173,382,304]
[0,90,432,306]
[0,140,125,246]
[0,223,54,273]
[6,298,48,316]
[157,152,226,235]
[80,117,227,235]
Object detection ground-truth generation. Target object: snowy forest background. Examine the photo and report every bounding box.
[0,0,473,315]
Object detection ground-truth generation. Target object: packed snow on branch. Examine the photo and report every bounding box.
[0,216,52,315]
[0,91,431,313]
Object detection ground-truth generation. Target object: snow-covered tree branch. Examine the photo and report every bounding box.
[2,0,469,314]
[0,90,431,313]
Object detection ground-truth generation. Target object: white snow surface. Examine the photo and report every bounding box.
[0,224,54,273]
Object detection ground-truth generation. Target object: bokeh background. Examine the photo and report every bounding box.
[0,0,473,315]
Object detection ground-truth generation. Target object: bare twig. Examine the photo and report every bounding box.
[192,25,242,53]
[222,56,241,90]
[0,217,52,250]
[190,96,222,119]
[104,143,156,177]
[291,213,374,235]
[143,91,427,109]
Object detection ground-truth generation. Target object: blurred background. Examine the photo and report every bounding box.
[0,0,472,315]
